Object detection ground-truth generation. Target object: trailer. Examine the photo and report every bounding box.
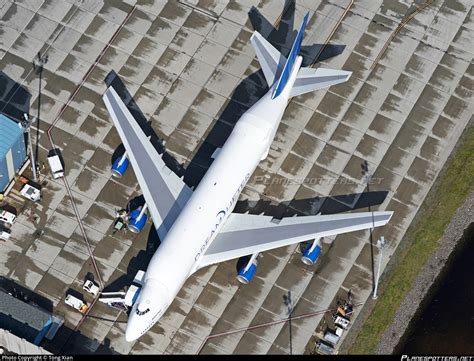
[317,341,334,355]
[323,330,340,345]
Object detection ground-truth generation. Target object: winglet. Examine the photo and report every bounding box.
[271,12,309,99]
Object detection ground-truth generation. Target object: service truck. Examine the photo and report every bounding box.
[47,153,64,179]
[65,294,88,314]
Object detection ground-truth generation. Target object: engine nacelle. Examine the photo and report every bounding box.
[128,204,148,233]
[111,152,129,178]
[301,238,322,265]
[236,253,259,284]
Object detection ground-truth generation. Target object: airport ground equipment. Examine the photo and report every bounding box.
[47,152,64,179]
[83,280,99,297]
[0,209,16,225]
[99,271,145,310]
[20,183,41,201]
[0,226,11,241]
[64,294,88,314]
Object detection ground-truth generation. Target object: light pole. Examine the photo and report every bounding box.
[21,113,37,182]
[32,51,48,166]
[283,290,293,355]
[372,236,386,300]
[362,160,378,294]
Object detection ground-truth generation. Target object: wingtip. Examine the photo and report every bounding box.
[385,210,394,222]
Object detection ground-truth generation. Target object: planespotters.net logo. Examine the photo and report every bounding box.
[401,356,474,361]
[252,175,384,186]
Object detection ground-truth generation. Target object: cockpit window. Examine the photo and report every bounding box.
[136,308,150,316]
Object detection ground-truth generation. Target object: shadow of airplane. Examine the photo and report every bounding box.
[0,71,31,122]
[248,0,346,66]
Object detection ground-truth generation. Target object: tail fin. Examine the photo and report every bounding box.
[271,12,309,99]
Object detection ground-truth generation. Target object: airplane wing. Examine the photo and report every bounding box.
[103,87,193,239]
[290,67,352,97]
[250,31,286,87]
[196,211,393,269]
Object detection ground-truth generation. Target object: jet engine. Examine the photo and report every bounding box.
[111,151,129,178]
[128,204,148,233]
[236,253,259,284]
[301,238,322,265]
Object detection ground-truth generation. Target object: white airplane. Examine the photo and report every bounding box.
[103,13,393,342]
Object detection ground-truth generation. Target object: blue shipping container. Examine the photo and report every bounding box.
[0,114,27,191]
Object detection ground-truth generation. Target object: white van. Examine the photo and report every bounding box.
[47,153,64,179]
[0,209,16,225]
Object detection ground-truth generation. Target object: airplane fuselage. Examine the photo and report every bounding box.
[124,56,303,341]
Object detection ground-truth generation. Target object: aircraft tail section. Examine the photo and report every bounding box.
[250,12,351,99]
[271,12,309,99]
[250,12,309,94]
[290,67,352,97]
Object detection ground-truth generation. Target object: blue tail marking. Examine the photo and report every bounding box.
[272,12,309,99]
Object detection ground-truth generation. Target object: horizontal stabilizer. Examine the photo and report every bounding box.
[290,67,352,97]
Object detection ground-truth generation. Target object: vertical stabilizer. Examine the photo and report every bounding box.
[271,12,309,99]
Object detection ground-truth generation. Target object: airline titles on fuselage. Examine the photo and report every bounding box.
[194,173,250,261]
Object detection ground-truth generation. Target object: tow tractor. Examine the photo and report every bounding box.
[83,280,100,297]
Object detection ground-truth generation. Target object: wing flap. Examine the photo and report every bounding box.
[103,87,193,239]
[197,211,392,269]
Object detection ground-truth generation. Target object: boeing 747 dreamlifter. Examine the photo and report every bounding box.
[103,13,393,342]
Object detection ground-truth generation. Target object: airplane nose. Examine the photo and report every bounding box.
[125,325,140,342]
[125,316,141,342]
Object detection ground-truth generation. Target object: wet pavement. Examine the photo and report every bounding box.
[0,0,472,355]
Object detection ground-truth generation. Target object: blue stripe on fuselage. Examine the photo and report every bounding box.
[271,12,309,99]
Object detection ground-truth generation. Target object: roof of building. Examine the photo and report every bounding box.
[0,329,51,355]
[0,290,51,341]
[0,114,22,158]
